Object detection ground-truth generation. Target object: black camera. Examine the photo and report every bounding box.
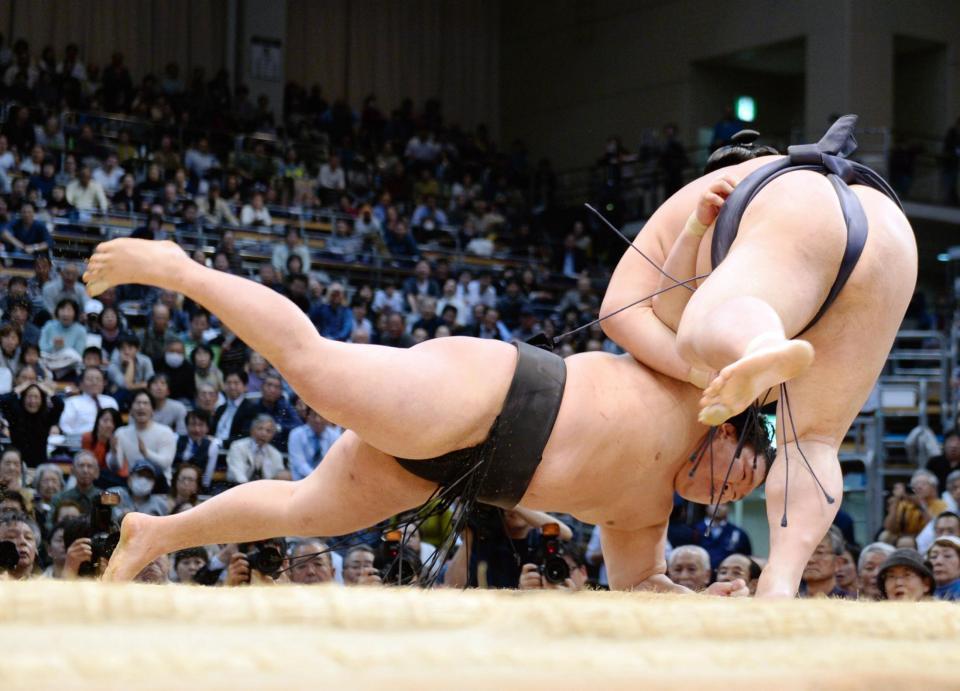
[537,522,570,585]
[245,543,284,579]
[374,529,421,585]
[62,492,122,577]
[0,539,19,574]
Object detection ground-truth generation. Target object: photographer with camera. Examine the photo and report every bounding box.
[444,507,573,589]
[343,545,383,586]
[60,491,123,579]
[518,534,589,591]
[225,537,288,586]
[0,511,40,579]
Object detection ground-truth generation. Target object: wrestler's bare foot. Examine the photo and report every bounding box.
[102,513,162,582]
[83,238,188,297]
[698,336,814,425]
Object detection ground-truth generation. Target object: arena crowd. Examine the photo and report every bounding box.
[0,36,957,601]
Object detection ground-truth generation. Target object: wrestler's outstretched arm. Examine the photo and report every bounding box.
[651,174,738,334]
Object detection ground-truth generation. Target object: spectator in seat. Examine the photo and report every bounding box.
[0,381,62,466]
[253,371,302,453]
[383,220,419,260]
[148,373,187,434]
[883,470,947,540]
[109,459,169,520]
[173,546,208,584]
[343,545,381,585]
[402,260,440,313]
[2,202,52,256]
[380,313,413,348]
[411,296,443,338]
[226,414,285,483]
[107,332,154,404]
[318,153,346,203]
[167,462,202,512]
[50,450,101,518]
[836,543,860,597]
[857,542,897,600]
[716,553,761,595]
[693,502,753,570]
[799,526,851,598]
[240,191,271,228]
[213,370,258,447]
[6,298,39,347]
[81,407,124,486]
[917,509,960,555]
[58,367,118,436]
[42,262,88,317]
[191,343,224,395]
[196,181,239,227]
[113,390,177,483]
[927,429,960,495]
[288,407,342,481]
[411,194,448,231]
[877,549,934,601]
[140,303,175,367]
[151,135,182,177]
[310,282,353,342]
[174,410,221,487]
[66,166,109,214]
[928,534,960,601]
[111,173,141,214]
[93,153,125,196]
[667,545,712,592]
[287,538,336,585]
[271,227,311,276]
[511,304,542,342]
[0,511,39,579]
[156,339,195,402]
[184,136,219,180]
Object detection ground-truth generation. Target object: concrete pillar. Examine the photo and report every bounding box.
[238,0,287,121]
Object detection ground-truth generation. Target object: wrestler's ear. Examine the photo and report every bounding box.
[716,422,738,442]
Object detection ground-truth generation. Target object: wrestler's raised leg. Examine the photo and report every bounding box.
[84,239,515,459]
[104,431,437,580]
[674,178,845,424]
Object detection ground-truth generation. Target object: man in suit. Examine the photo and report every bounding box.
[211,370,257,448]
[174,409,222,487]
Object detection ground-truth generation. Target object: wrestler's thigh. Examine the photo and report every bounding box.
[286,430,439,537]
[289,336,517,459]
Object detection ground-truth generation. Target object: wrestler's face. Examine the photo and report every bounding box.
[673,424,764,505]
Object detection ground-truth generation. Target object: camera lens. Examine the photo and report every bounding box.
[542,555,570,585]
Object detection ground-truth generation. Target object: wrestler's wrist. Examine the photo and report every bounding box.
[684,213,708,238]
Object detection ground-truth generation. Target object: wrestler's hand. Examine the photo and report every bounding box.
[695,174,740,228]
[705,578,750,597]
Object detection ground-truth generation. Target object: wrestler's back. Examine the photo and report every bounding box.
[674,156,917,444]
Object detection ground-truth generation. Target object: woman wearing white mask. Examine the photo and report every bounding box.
[156,339,196,402]
[109,459,170,522]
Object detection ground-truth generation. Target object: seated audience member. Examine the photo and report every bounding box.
[310,282,353,342]
[877,549,935,602]
[2,202,52,256]
[343,545,382,586]
[0,381,62,466]
[928,535,960,601]
[799,526,852,598]
[44,521,67,578]
[173,546,209,584]
[174,410,222,487]
[32,463,64,532]
[191,343,224,394]
[58,367,118,435]
[81,407,125,486]
[245,352,270,394]
[917,510,960,555]
[194,382,221,418]
[943,470,960,512]
[156,339,195,401]
[49,451,101,520]
[287,538,336,585]
[253,371,302,453]
[240,191,271,227]
[96,305,123,358]
[148,374,187,434]
[411,296,443,338]
[379,313,413,348]
[927,429,960,492]
[0,511,39,579]
[272,227,312,276]
[0,448,30,498]
[518,544,588,592]
[167,463,202,513]
[667,545,712,592]
[693,502,752,570]
[109,459,170,520]
[42,262,88,316]
[196,181,239,227]
[372,280,404,315]
[0,488,30,515]
[857,542,897,600]
[836,543,861,598]
[39,298,87,359]
[5,298,39,346]
[213,370,258,447]
[65,166,109,213]
[113,391,177,483]
[107,332,154,405]
[716,553,761,595]
[140,303,176,366]
[288,408,342,481]
[883,470,948,540]
[226,414,285,483]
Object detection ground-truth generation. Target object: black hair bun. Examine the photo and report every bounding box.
[731,129,761,146]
